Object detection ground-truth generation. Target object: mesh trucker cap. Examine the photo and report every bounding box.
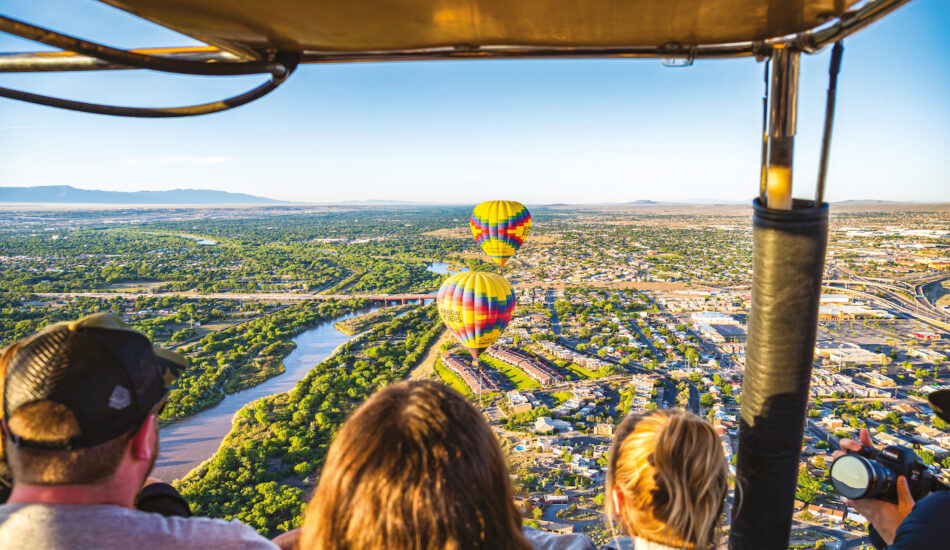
[929,389,950,424]
[2,312,187,450]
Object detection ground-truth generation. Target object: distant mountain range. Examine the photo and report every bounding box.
[833,199,902,205]
[624,199,746,205]
[1,187,934,207]
[0,186,284,204]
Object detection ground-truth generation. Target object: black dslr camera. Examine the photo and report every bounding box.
[829,445,947,504]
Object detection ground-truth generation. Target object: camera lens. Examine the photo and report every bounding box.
[830,453,895,500]
[830,454,874,499]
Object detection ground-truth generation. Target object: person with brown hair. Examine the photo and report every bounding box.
[0,313,279,550]
[296,379,535,550]
[604,409,728,550]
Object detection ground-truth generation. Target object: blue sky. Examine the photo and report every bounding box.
[0,0,948,204]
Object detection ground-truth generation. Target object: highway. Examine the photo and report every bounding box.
[822,280,950,332]
[827,266,950,327]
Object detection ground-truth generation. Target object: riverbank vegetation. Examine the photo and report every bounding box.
[175,304,444,535]
[0,294,270,347]
[333,304,413,335]
[160,299,371,423]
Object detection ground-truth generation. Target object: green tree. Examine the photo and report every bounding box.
[796,465,822,504]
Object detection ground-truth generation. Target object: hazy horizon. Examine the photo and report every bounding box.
[4,184,950,208]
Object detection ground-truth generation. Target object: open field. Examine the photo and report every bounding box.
[564,362,599,380]
[104,281,168,291]
[433,358,472,397]
[480,356,541,390]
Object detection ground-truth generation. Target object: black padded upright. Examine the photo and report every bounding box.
[730,198,829,549]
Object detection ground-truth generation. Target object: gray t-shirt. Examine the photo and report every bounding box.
[523,526,597,550]
[0,503,278,550]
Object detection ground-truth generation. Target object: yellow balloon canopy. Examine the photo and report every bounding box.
[436,271,516,360]
[469,200,532,267]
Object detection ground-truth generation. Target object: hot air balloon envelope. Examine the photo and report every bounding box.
[469,200,532,267]
[437,272,516,359]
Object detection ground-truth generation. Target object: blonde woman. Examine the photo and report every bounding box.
[605,409,728,550]
[296,379,534,550]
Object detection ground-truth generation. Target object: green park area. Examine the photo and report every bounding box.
[434,358,473,397]
[479,356,540,390]
[564,361,599,380]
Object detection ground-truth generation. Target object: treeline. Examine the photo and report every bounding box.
[0,294,261,347]
[127,296,254,345]
[0,223,479,296]
[175,305,444,535]
[336,255,441,293]
[147,208,475,243]
[0,229,346,295]
[0,295,128,346]
[161,299,370,423]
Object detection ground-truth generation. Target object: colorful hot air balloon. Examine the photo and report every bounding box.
[437,272,516,360]
[469,200,532,267]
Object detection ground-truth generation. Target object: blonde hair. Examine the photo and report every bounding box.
[299,380,531,550]
[606,409,728,549]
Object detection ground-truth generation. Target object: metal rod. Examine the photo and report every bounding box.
[815,42,845,206]
[768,49,799,139]
[0,46,240,73]
[0,53,298,117]
[799,0,911,53]
[0,15,286,76]
[758,58,770,203]
[764,48,800,210]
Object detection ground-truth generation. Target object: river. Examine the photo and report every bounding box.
[427,261,469,275]
[153,307,374,482]
[178,234,218,246]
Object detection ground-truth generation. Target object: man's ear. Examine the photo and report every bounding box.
[130,415,157,462]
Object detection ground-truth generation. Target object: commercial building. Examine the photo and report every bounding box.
[691,311,740,326]
[698,323,747,344]
[535,417,572,433]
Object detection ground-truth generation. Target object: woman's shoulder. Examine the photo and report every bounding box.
[522,526,597,550]
[521,526,687,550]
[600,536,685,550]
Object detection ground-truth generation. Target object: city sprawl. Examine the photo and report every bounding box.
[1,203,948,548]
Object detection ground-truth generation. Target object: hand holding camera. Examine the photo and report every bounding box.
[829,429,921,544]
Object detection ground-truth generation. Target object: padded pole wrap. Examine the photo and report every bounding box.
[730,198,828,549]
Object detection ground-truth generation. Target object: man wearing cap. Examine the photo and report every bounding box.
[834,390,950,550]
[0,313,279,549]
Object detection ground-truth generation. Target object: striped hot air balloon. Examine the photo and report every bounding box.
[436,271,516,360]
[469,200,532,267]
